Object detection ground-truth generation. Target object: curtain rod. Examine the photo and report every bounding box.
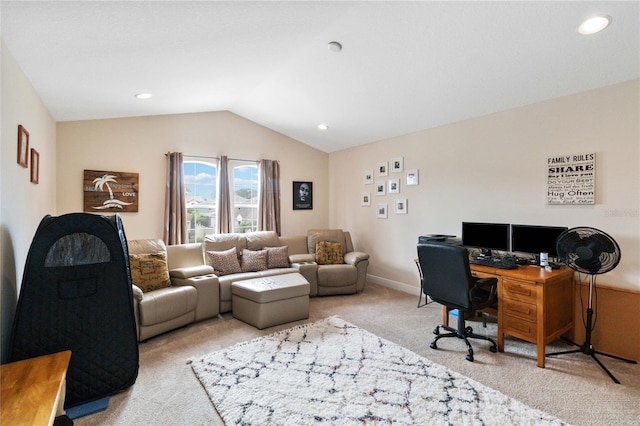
[166,153,261,163]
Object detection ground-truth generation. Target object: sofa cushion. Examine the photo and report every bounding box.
[129,252,172,293]
[246,231,281,251]
[241,249,268,272]
[315,241,345,265]
[264,246,290,269]
[206,248,242,276]
[204,233,247,257]
[307,229,345,254]
[169,264,214,279]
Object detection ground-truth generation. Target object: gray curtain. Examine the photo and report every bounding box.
[217,155,232,233]
[258,159,281,235]
[164,152,187,245]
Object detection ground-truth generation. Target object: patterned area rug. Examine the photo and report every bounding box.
[190,316,567,425]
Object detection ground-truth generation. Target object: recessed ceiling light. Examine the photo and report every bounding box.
[578,15,611,35]
[134,93,153,100]
[317,123,328,131]
[328,41,342,52]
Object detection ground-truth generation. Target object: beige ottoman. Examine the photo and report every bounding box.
[232,273,310,329]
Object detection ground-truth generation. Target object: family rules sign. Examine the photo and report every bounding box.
[547,153,595,205]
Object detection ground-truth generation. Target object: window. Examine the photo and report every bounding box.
[183,159,217,242]
[232,162,259,233]
[183,158,259,240]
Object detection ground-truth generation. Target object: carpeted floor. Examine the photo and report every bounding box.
[75,283,640,425]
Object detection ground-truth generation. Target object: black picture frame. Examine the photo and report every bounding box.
[293,181,312,210]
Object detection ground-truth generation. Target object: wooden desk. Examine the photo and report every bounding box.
[470,264,574,367]
[1,350,72,426]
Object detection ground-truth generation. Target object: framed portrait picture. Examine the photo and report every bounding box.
[361,192,371,206]
[376,203,388,219]
[293,181,313,210]
[364,170,374,184]
[30,149,39,184]
[406,169,419,186]
[391,157,403,173]
[388,178,400,194]
[377,162,388,177]
[17,124,29,168]
[395,198,407,214]
[376,181,386,196]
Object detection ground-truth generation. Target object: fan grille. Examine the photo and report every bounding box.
[556,227,621,275]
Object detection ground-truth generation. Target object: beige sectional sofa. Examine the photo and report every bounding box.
[127,229,369,341]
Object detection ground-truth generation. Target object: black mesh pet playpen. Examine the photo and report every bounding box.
[9,213,139,408]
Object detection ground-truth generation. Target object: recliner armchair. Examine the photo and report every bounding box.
[417,242,498,361]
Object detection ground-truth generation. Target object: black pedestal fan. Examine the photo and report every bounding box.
[546,227,637,383]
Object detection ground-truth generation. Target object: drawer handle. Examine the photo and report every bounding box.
[511,322,532,333]
[509,305,532,315]
[510,286,532,296]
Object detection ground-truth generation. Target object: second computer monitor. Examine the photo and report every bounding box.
[510,224,568,258]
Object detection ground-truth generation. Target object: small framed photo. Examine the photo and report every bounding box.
[377,162,388,177]
[394,198,407,214]
[406,169,419,186]
[293,181,312,210]
[376,203,388,219]
[388,178,400,194]
[17,124,29,168]
[361,192,371,206]
[391,157,403,173]
[376,181,386,196]
[30,149,40,184]
[364,170,374,184]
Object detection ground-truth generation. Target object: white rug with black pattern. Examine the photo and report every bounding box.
[190,316,567,425]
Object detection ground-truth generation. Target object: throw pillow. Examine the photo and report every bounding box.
[206,247,242,276]
[241,249,268,272]
[264,246,290,269]
[315,241,344,265]
[129,253,172,293]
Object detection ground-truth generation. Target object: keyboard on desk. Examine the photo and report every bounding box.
[469,256,518,269]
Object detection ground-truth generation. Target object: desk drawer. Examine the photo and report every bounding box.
[503,298,537,322]
[503,314,537,341]
[502,278,537,304]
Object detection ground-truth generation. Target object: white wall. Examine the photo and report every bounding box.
[1,41,57,361]
[329,80,639,292]
[56,111,329,239]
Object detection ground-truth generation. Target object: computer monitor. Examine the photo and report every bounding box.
[461,222,510,256]
[510,224,568,258]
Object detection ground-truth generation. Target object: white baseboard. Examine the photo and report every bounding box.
[367,274,420,296]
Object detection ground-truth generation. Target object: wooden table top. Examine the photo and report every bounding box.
[1,350,72,426]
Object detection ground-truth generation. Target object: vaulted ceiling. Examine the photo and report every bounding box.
[2,1,638,153]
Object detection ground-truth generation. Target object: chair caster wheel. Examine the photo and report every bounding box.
[433,327,440,335]
[466,354,474,362]
[490,346,497,353]
[430,341,438,350]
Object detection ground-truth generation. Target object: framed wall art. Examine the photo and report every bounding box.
[376,181,386,196]
[364,170,374,184]
[84,170,139,212]
[395,198,407,214]
[388,178,400,194]
[406,169,419,186]
[293,181,313,210]
[361,192,371,206]
[30,149,39,184]
[376,203,388,219]
[391,156,403,172]
[377,162,388,177]
[17,124,29,168]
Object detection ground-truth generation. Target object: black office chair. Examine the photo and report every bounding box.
[417,242,498,361]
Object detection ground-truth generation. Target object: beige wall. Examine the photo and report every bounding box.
[56,111,329,239]
[1,41,57,361]
[329,80,639,292]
